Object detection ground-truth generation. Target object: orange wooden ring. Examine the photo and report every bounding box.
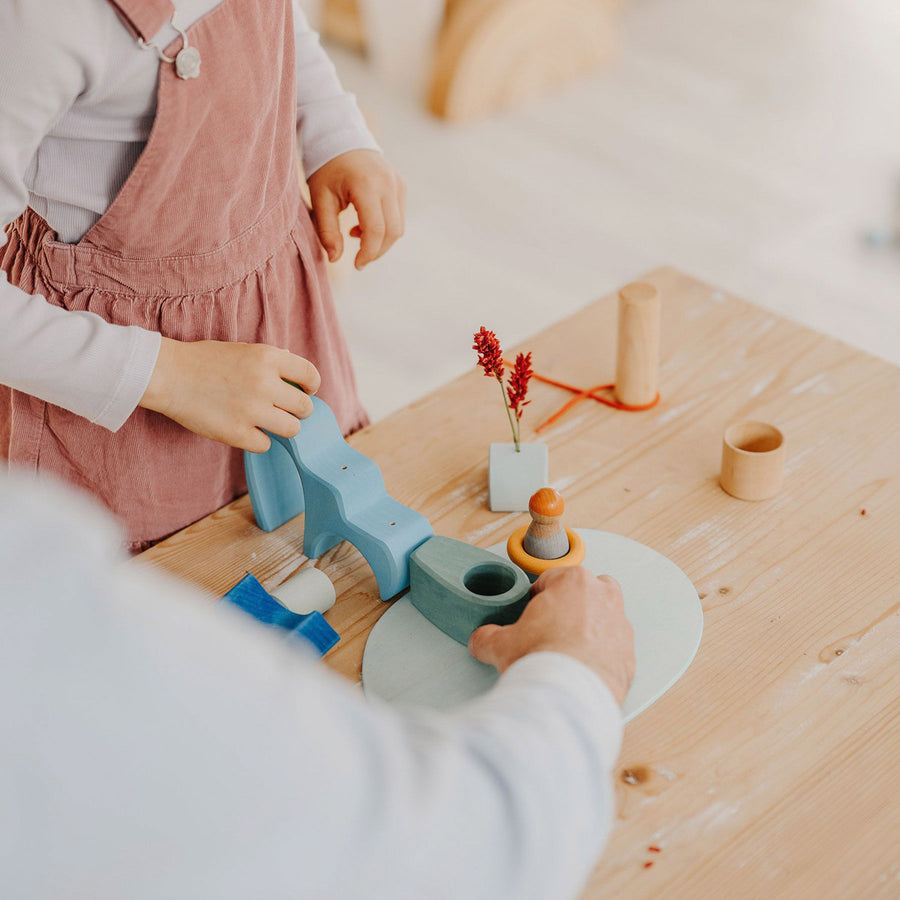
[506,526,586,576]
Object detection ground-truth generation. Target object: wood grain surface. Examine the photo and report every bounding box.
[138,267,900,898]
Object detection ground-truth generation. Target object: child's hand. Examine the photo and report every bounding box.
[308,149,405,269]
[139,338,321,453]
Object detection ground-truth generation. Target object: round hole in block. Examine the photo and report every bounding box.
[464,563,516,596]
[724,421,783,454]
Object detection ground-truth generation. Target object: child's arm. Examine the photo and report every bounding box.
[292,3,406,269]
[0,0,161,432]
[0,2,323,446]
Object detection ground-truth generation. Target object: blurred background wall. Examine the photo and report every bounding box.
[304,0,900,422]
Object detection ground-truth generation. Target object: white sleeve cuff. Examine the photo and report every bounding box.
[0,268,161,433]
[298,98,382,177]
[90,326,161,431]
[493,651,625,770]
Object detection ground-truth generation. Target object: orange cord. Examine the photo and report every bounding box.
[502,359,660,433]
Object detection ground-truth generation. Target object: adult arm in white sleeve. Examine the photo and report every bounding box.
[0,1,161,431]
[0,472,622,900]
[293,0,381,177]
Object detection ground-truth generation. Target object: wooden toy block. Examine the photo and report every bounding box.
[409,535,532,645]
[271,566,336,616]
[614,282,661,407]
[222,573,340,657]
[507,488,586,579]
[244,396,434,601]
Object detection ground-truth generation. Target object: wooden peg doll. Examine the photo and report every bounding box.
[522,487,570,560]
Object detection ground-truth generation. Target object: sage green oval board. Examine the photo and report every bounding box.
[362,529,703,721]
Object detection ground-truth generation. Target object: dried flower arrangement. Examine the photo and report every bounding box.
[473,326,534,452]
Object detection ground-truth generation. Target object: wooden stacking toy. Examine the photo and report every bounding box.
[507,487,586,579]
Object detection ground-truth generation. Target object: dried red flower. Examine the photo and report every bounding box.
[473,327,535,451]
[473,326,504,381]
[506,352,533,419]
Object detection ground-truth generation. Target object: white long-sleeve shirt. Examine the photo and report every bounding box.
[0,0,378,432]
[0,471,624,900]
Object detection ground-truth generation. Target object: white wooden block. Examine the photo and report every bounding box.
[271,567,336,616]
[489,442,549,512]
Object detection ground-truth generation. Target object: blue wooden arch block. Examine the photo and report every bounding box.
[244,396,433,601]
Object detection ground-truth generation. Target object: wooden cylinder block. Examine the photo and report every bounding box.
[720,421,785,501]
[614,282,661,407]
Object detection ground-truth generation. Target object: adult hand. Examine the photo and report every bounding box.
[139,337,320,453]
[469,567,636,706]
[308,149,405,269]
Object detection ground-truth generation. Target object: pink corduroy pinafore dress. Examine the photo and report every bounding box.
[0,0,367,550]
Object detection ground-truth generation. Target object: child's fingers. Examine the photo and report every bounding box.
[398,175,407,218]
[275,380,314,419]
[280,354,321,396]
[258,406,303,440]
[379,194,404,258]
[351,192,386,269]
[242,428,273,454]
[310,187,344,262]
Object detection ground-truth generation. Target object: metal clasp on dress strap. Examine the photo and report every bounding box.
[137,15,201,80]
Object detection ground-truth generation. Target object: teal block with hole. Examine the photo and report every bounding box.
[244,396,433,601]
[409,536,532,645]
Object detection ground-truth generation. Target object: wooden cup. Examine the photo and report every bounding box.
[720,421,785,501]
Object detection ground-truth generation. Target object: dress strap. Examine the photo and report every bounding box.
[105,0,176,42]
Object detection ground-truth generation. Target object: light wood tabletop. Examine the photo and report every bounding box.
[138,267,900,898]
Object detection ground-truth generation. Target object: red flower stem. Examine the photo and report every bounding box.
[498,374,520,450]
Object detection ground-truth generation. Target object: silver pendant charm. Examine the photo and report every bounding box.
[137,15,201,81]
[175,45,201,80]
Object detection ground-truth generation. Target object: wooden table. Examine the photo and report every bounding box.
[138,267,900,898]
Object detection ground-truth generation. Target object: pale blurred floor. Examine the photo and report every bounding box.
[325,0,900,422]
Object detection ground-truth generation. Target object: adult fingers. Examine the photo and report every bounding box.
[310,186,344,262]
[351,191,386,269]
[468,623,513,672]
